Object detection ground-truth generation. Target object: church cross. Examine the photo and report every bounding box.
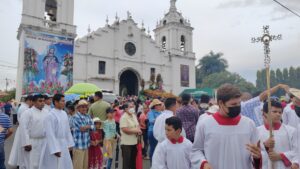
[251,26,282,169]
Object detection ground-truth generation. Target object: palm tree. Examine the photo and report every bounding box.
[196,51,228,85]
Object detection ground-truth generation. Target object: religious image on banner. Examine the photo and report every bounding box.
[22,29,74,95]
[180,64,189,87]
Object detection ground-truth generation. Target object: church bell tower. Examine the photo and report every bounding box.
[154,0,196,92]
[16,0,76,101]
[154,0,194,57]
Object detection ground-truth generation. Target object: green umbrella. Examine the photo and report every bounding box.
[65,83,101,97]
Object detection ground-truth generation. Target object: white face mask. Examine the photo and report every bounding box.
[128,108,135,114]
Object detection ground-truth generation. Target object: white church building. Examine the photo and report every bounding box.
[74,0,196,96]
[15,0,195,100]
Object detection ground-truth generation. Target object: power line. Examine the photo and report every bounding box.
[0,60,17,66]
[0,64,17,69]
[273,0,300,18]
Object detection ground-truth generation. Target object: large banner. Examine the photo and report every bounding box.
[22,29,74,95]
[180,64,189,87]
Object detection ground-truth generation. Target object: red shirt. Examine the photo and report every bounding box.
[114,107,122,123]
[139,113,148,129]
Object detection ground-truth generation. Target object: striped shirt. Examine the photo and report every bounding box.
[0,112,12,144]
[72,112,94,149]
[241,96,261,126]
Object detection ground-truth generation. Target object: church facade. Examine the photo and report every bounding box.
[15,0,195,100]
[74,0,196,96]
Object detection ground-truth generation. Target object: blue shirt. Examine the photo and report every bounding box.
[103,119,117,139]
[0,113,12,144]
[72,112,94,149]
[147,109,161,132]
[241,96,261,126]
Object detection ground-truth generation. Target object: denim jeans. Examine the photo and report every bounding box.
[0,143,5,169]
[107,158,112,169]
[148,130,157,163]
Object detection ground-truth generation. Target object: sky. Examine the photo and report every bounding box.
[0,0,300,90]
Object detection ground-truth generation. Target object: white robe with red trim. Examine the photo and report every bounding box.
[282,103,300,129]
[191,113,260,169]
[152,137,192,169]
[258,124,298,169]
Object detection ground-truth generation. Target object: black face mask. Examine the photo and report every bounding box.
[227,105,241,118]
[295,106,300,118]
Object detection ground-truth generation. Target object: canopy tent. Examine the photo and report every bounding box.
[65,83,101,97]
[179,88,215,100]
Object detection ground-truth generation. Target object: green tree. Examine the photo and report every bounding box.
[270,70,276,87]
[296,67,300,88]
[0,89,16,102]
[289,67,296,87]
[275,69,283,84]
[196,51,228,85]
[282,68,289,84]
[201,71,256,93]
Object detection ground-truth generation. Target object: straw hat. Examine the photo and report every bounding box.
[77,100,88,107]
[149,99,163,109]
[92,117,102,123]
[290,88,300,99]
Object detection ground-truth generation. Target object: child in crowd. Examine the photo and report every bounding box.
[88,117,103,169]
[103,108,118,169]
[152,116,192,169]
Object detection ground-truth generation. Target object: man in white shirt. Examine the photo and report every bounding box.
[19,94,49,169]
[153,98,179,143]
[282,89,300,128]
[8,95,33,167]
[40,94,74,169]
[191,84,261,169]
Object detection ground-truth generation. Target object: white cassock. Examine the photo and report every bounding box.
[152,137,192,169]
[282,103,300,128]
[258,123,298,169]
[20,107,49,169]
[191,113,260,169]
[8,103,30,167]
[153,110,186,143]
[297,124,300,166]
[43,104,51,112]
[39,108,74,169]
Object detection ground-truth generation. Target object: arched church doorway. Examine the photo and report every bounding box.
[119,69,139,96]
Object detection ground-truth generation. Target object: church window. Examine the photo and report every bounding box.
[163,20,167,25]
[98,61,106,74]
[180,35,185,51]
[180,19,184,24]
[44,0,57,22]
[151,68,156,75]
[162,36,166,50]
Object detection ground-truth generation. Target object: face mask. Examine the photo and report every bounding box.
[227,105,241,118]
[295,106,300,118]
[128,108,135,114]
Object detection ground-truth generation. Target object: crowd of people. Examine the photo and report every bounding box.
[0,83,299,169]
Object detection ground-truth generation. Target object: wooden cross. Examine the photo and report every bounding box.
[251,26,282,169]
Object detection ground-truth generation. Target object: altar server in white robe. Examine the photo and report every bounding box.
[282,89,300,129]
[191,84,262,169]
[152,116,192,169]
[8,95,33,167]
[20,94,49,169]
[153,98,187,143]
[258,100,299,169]
[39,94,74,169]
